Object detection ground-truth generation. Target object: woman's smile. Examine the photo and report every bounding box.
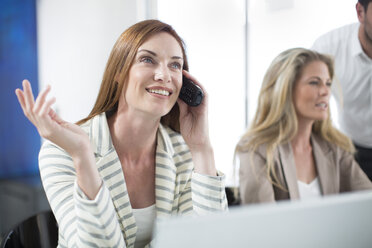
[146,86,173,97]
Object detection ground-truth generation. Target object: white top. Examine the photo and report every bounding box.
[133,204,156,248]
[298,177,322,199]
[312,23,372,148]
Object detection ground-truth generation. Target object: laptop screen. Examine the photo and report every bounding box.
[154,190,372,248]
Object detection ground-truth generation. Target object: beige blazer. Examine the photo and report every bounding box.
[239,134,372,204]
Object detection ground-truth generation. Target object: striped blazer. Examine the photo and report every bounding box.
[39,113,228,248]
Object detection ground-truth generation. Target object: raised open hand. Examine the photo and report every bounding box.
[15,80,92,159]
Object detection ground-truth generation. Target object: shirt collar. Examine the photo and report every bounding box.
[351,23,364,58]
[88,113,174,157]
[156,123,175,156]
[351,23,372,63]
[87,113,113,157]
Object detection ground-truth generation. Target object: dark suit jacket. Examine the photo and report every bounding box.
[238,134,372,204]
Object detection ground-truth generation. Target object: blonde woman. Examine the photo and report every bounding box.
[236,48,372,204]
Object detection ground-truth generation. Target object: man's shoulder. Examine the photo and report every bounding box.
[312,23,359,51]
[318,23,358,40]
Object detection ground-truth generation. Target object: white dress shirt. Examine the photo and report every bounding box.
[312,23,372,148]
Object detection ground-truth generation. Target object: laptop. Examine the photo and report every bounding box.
[154,190,372,248]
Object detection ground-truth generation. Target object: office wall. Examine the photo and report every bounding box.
[37,0,139,123]
[247,0,358,123]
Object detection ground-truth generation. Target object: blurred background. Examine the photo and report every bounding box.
[0,0,358,239]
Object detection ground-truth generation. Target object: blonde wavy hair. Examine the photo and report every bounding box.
[236,48,355,189]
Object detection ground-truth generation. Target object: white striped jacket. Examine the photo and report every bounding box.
[39,113,228,248]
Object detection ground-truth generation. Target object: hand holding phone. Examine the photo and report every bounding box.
[179,75,204,107]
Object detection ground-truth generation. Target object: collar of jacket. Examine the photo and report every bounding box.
[82,113,176,158]
[81,113,181,247]
[278,133,334,199]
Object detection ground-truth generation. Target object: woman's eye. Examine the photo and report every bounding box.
[326,82,332,87]
[309,81,319,85]
[140,57,154,64]
[170,62,181,70]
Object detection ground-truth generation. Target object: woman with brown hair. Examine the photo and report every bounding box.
[16,20,227,247]
[236,48,372,205]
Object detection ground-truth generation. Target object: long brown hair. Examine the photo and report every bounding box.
[77,19,189,132]
[236,48,355,189]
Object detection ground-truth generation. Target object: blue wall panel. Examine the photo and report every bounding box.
[0,0,40,178]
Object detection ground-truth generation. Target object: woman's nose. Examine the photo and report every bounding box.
[154,65,171,83]
[319,82,330,96]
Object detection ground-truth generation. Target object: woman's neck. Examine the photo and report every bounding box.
[107,109,159,162]
[291,119,313,152]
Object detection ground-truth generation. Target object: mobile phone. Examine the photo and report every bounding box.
[179,75,204,106]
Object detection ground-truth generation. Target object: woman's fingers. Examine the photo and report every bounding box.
[16,80,58,132]
[39,96,56,117]
[33,85,51,114]
[15,89,26,111]
[48,108,64,124]
[177,98,188,116]
[15,87,37,125]
[15,80,77,146]
[36,97,58,139]
[22,80,35,111]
